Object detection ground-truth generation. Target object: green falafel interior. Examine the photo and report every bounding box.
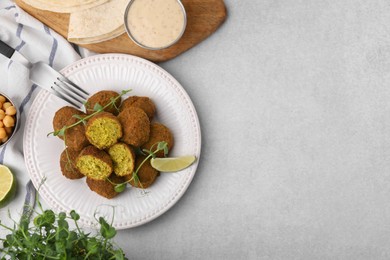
[85,113,123,149]
[108,143,135,176]
[76,155,113,180]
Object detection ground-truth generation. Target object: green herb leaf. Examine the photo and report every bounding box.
[57,218,69,229]
[157,141,168,151]
[43,210,56,224]
[113,250,126,260]
[58,212,66,220]
[93,103,104,112]
[56,127,66,137]
[114,183,126,193]
[55,240,66,252]
[70,210,80,221]
[86,237,99,254]
[99,217,117,239]
[121,89,132,95]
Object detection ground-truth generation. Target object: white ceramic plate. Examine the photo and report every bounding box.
[24,54,201,229]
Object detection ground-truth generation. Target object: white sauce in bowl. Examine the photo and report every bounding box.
[125,0,186,49]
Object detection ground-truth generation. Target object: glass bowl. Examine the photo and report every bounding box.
[124,0,187,50]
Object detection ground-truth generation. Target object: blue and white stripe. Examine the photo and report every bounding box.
[0,10,60,164]
[0,0,82,231]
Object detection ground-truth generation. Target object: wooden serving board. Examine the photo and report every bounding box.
[14,0,227,62]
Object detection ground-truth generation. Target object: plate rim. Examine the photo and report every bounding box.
[23,53,201,229]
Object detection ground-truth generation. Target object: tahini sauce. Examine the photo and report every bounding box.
[126,0,185,49]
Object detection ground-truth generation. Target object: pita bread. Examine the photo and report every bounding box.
[68,26,125,45]
[68,0,127,44]
[22,0,109,13]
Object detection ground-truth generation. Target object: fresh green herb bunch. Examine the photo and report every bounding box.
[0,207,127,260]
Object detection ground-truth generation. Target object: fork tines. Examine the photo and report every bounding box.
[51,77,89,108]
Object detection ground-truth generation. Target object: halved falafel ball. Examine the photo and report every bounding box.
[141,123,174,158]
[124,155,159,189]
[76,145,113,180]
[64,115,90,151]
[108,142,135,176]
[120,96,156,120]
[60,148,84,179]
[117,106,150,147]
[85,90,121,115]
[53,106,84,140]
[86,174,125,199]
[85,112,122,150]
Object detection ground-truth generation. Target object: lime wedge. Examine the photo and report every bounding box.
[0,165,16,208]
[150,155,196,172]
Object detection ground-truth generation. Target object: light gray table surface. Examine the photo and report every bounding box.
[114,0,390,259]
[2,0,390,259]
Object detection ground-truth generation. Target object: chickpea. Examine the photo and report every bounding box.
[5,127,13,134]
[1,136,8,143]
[5,106,16,116]
[0,109,5,120]
[0,96,17,144]
[2,102,12,110]
[3,115,14,127]
[0,128,6,139]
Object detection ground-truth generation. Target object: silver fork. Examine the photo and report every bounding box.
[30,62,89,108]
[0,40,89,108]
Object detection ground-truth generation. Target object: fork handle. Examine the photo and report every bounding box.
[0,40,15,59]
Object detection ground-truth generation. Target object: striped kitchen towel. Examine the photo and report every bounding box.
[0,0,83,233]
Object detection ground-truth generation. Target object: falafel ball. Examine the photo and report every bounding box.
[86,174,125,199]
[59,148,84,179]
[120,96,156,120]
[141,123,174,157]
[76,145,113,180]
[85,90,121,115]
[64,115,90,151]
[117,106,150,147]
[124,155,159,189]
[108,142,135,176]
[85,112,122,149]
[53,106,84,140]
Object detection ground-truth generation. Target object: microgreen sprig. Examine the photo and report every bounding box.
[47,89,132,137]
